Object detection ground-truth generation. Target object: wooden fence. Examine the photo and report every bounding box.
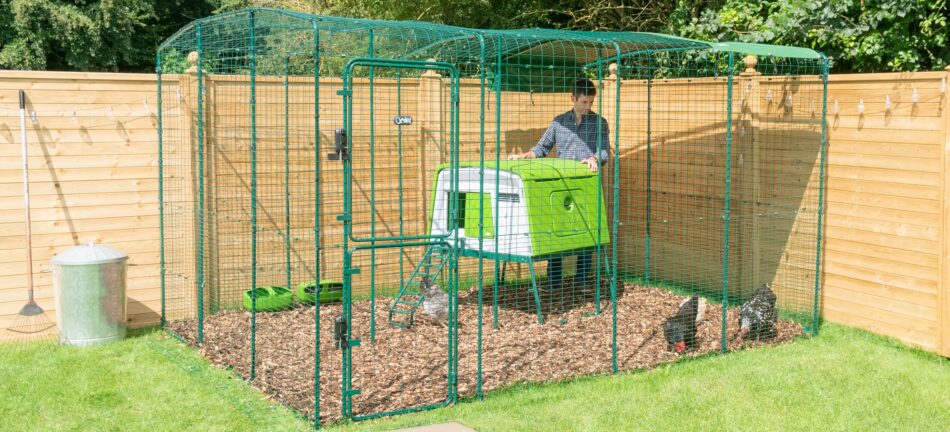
[823,70,950,354]
[0,72,161,330]
[1,67,948,357]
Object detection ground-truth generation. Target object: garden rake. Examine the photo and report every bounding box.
[2,90,57,344]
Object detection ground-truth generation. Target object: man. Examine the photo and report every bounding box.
[508,78,609,289]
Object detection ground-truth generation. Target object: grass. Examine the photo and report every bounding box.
[1,324,947,432]
[330,324,950,432]
[0,328,312,432]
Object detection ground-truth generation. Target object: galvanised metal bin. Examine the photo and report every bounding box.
[52,243,128,346]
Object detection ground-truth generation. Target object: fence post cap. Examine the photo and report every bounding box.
[187,51,200,74]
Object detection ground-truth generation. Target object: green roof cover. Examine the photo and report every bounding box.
[161,7,824,67]
[710,42,823,60]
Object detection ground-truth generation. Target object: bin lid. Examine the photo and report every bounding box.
[51,242,129,266]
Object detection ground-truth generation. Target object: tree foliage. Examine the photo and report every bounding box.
[0,0,216,71]
[671,0,949,72]
[4,0,947,72]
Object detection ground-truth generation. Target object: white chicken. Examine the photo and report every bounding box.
[421,277,449,321]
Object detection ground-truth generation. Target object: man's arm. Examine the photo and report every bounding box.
[509,120,556,160]
[530,121,558,158]
[580,119,609,172]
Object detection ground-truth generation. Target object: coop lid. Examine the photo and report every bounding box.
[51,242,129,266]
[437,159,596,181]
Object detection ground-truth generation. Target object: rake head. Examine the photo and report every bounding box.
[2,301,58,343]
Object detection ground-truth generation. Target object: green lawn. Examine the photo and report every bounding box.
[0,330,312,432]
[1,324,947,432]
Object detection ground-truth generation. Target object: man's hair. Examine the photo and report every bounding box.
[573,78,596,98]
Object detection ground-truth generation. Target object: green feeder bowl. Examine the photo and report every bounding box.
[296,280,343,304]
[242,286,293,312]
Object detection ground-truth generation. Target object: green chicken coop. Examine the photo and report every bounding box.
[390,159,610,327]
[429,159,610,259]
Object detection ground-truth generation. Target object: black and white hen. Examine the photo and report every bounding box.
[739,283,778,340]
[663,295,705,354]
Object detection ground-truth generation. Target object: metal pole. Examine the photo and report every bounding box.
[249,10,259,379]
[157,53,166,328]
[477,33,487,401]
[311,20,322,429]
[284,58,292,302]
[721,53,735,353]
[196,21,206,344]
[368,29,377,342]
[813,55,830,336]
[646,77,652,287]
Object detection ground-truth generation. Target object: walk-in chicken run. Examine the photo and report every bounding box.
[159,7,827,426]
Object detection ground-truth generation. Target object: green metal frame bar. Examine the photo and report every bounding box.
[476,33,487,401]
[340,48,353,421]
[449,60,461,405]
[597,45,714,71]
[249,10,259,380]
[397,68,405,335]
[157,52,165,328]
[492,41,502,330]
[458,246,604,263]
[645,76,652,287]
[351,401,451,422]
[813,54,830,336]
[593,47,605,315]
[284,58,292,305]
[196,22,205,344]
[526,260,543,325]
[610,46,622,374]
[720,52,735,353]
[368,29,377,343]
[311,20,322,430]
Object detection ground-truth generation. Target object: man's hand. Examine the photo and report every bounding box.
[508,151,536,160]
[582,156,598,172]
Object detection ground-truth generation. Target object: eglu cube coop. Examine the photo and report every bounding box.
[158,7,828,427]
[430,159,609,259]
[426,159,610,323]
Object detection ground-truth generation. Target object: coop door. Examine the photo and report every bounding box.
[550,189,587,237]
[338,59,461,421]
[340,59,460,244]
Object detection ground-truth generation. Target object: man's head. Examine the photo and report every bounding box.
[571,78,596,116]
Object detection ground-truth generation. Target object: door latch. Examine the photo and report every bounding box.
[328,128,348,161]
[334,315,347,349]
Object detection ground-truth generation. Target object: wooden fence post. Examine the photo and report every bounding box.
[172,52,200,317]
[941,65,950,357]
[177,50,211,318]
[418,61,443,230]
[601,63,619,218]
[739,55,762,292]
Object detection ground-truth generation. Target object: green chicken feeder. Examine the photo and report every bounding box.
[242,286,294,312]
[296,280,344,304]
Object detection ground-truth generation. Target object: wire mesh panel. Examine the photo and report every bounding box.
[614,50,826,364]
[339,60,460,420]
[158,7,828,427]
[447,36,622,399]
[159,8,328,422]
